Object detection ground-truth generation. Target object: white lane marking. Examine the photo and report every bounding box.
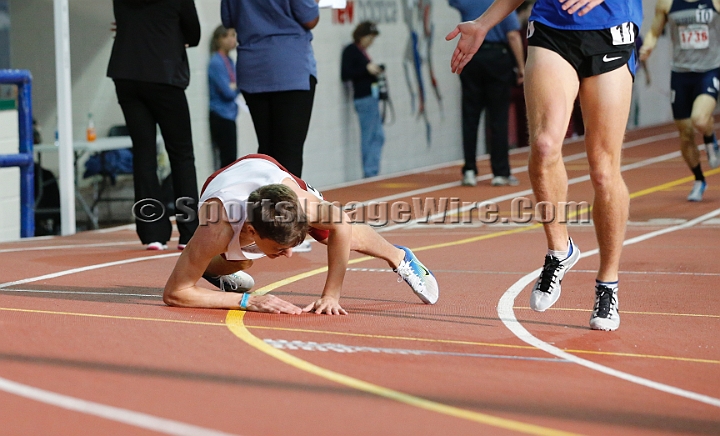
[352,131,677,208]
[0,241,139,253]
[0,377,237,436]
[0,253,180,289]
[264,339,565,363]
[0,252,236,435]
[498,208,720,408]
[378,147,683,233]
[0,289,160,297]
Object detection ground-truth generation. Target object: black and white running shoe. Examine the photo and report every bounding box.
[529,238,580,312]
[590,284,620,331]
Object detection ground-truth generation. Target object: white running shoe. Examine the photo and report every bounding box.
[530,238,580,312]
[462,170,477,187]
[589,285,620,331]
[203,271,255,293]
[394,245,439,304]
[293,240,312,253]
[146,242,167,251]
[687,180,707,202]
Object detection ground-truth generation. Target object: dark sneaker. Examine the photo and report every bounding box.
[590,285,620,331]
[529,238,580,312]
[393,245,439,304]
[203,271,254,293]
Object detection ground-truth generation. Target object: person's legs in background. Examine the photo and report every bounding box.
[114,79,173,247]
[209,111,238,169]
[244,76,316,177]
[266,75,317,177]
[459,55,485,186]
[145,82,200,246]
[484,49,516,186]
[242,91,272,157]
[354,95,385,177]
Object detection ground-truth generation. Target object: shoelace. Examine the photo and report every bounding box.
[395,260,425,291]
[593,285,617,318]
[219,275,239,292]
[536,255,562,294]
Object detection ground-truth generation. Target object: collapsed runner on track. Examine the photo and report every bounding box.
[163,154,439,315]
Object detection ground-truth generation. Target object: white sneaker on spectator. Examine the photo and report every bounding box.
[461,170,477,186]
[146,242,167,251]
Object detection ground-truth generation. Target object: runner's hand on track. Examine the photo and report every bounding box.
[245,294,303,315]
[303,297,348,315]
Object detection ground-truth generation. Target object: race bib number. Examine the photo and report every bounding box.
[611,22,635,45]
[679,24,710,50]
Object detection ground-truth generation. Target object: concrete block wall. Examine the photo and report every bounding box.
[0,108,20,241]
[6,0,678,227]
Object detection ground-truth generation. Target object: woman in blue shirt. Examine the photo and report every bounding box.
[208,25,240,170]
[221,0,320,177]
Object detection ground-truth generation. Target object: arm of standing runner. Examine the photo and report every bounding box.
[285,181,351,315]
[163,200,303,314]
[507,29,525,85]
[640,0,671,62]
[445,0,525,74]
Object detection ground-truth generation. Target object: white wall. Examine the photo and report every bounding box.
[7,0,677,194]
[0,108,20,241]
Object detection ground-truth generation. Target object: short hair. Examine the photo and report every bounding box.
[210,25,231,52]
[352,21,379,44]
[247,184,308,247]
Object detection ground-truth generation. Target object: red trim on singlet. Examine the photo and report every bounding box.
[201,154,329,242]
[201,154,308,195]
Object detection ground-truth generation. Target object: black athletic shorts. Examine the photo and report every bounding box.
[527,21,638,79]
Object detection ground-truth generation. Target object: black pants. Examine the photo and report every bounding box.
[114,79,199,245]
[242,75,316,177]
[460,47,515,177]
[209,111,237,169]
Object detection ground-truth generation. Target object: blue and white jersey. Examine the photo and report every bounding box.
[529,0,643,32]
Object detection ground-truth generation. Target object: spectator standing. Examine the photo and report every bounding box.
[341,21,386,178]
[107,0,201,251]
[208,25,240,170]
[221,0,319,177]
[449,0,525,187]
[640,0,720,202]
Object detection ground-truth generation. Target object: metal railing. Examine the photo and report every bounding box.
[0,69,34,237]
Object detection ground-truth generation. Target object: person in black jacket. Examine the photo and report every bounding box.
[341,22,386,178]
[107,0,200,251]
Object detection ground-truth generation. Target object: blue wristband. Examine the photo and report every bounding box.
[240,293,250,310]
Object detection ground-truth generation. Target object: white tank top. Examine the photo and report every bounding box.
[198,158,301,261]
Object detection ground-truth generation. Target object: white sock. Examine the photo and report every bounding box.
[547,239,572,260]
[596,279,619,290]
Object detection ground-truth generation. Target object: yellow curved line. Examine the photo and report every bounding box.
[223,170,720,432]
[226,311,579,436]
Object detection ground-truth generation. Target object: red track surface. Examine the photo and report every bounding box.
[0,122,718,435]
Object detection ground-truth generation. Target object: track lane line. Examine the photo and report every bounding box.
[497,208,720,409]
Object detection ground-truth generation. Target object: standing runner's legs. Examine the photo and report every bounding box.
[524,46,580,251]
[578,66,633,282]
